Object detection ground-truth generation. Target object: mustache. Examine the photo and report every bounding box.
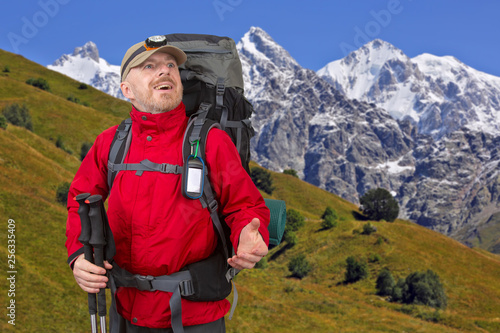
[152,78,175,87]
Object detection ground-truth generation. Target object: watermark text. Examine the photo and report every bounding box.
[6,219,16,326]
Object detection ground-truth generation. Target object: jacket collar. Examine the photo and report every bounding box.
[130,102,187,134]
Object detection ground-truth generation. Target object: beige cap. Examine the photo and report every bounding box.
[120,36,187,81]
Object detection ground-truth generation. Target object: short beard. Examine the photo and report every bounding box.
[135,93,183,114]
[129,81,183,114]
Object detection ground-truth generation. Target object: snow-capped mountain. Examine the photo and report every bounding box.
[238,27,414,204]
[317,39,500,139]
[239,27,500,252]
[47,42,125,100]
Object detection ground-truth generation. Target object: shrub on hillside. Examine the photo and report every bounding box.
[321,206,337,219]
[321,214,338,230]
[26,77,51,91]
[399,270,447,309]
[3,65,10,73]
[283,168,298,177]
[2,103,33,131]
[80,141,92,161]
[283,230,298,247]
[321,206,338,230]
[391,278,406,303]
[359,188,399,222]
[56,182,71,206]
[282,209,304,247]
[0,115,7,130]
[250,167,275,195]
[67,94,82,104]
[344,256,368,283]
[288,254,312,279]
[362,222,377,235]
[376,268,395,296]
[78,83,88,89]
[286,209,305,232]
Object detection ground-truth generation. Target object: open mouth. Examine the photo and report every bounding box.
[154,83,173,90]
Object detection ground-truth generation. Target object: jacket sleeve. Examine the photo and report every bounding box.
[204,129,270,250]
[65,127,116,266]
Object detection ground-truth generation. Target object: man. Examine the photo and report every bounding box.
[65,36,270,332]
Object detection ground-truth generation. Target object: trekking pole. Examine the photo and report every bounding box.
[75,193,98,333]
[87,195,108,333]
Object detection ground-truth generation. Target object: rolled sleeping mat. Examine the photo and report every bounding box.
[264,199,286,247]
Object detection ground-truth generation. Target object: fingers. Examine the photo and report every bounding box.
[73,255,109,293]
[247,218,260,231]
[104,260,113,270]
[227,249,267,270]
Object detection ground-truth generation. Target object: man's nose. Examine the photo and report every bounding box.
[157,63,171,76]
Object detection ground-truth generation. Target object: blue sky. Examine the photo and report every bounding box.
[2,0,500,76]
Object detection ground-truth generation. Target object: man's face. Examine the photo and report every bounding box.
[121,52,183,114]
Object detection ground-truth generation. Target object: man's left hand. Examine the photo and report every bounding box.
[228,218,268,270]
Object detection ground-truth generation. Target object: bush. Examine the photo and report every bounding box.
[80,141,92,161]
[0,115,7,130]
[286,209,305,232]
[288,254,311,279]
[400,270,447,309]
[3,65,10,73]
[283,230,298,247]
[321,214,338,230]
[321,206,338,230]
[78,83,88,89]
[2,103,33,131]
[391,278,406,302]
[359,188,399,221]
[67,94,82,104]
[56,182,71,206]
[26,77,51,91]
[362,222,377,235]
[250,167,275,195]
[376,268,395,296]
[344,256,368,283]
[283,169,298,177]
[283,209,304,247]
[321,206,337,219]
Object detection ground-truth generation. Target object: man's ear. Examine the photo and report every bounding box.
[120,81,134,100]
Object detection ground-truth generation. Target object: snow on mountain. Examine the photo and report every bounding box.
[318,39,500,139]
[47,42,125,100]
[238,27,500,252]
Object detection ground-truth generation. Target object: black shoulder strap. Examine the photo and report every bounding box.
[108,118,132,191]
[182,110,235,266]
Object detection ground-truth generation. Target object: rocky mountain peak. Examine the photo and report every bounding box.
[238,26,299,69]
[73,41,99,63]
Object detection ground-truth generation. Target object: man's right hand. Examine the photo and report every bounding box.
[73,254,113,293]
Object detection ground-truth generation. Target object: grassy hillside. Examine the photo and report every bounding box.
[0,49,499,332]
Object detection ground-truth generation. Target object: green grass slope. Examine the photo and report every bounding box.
[0,49,499,332]
[230,167,500,332]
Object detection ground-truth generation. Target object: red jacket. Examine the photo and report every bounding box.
[65,103,270,328]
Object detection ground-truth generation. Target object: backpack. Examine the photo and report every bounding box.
[169,33,254,173]
[105,34,258,333]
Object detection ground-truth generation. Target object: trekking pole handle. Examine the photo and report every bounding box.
[87,195,107,249]
[75,193,98,333]
[86,195,109,330]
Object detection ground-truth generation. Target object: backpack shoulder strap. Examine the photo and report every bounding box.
[182,108,231,256]
[107,118,132,190]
